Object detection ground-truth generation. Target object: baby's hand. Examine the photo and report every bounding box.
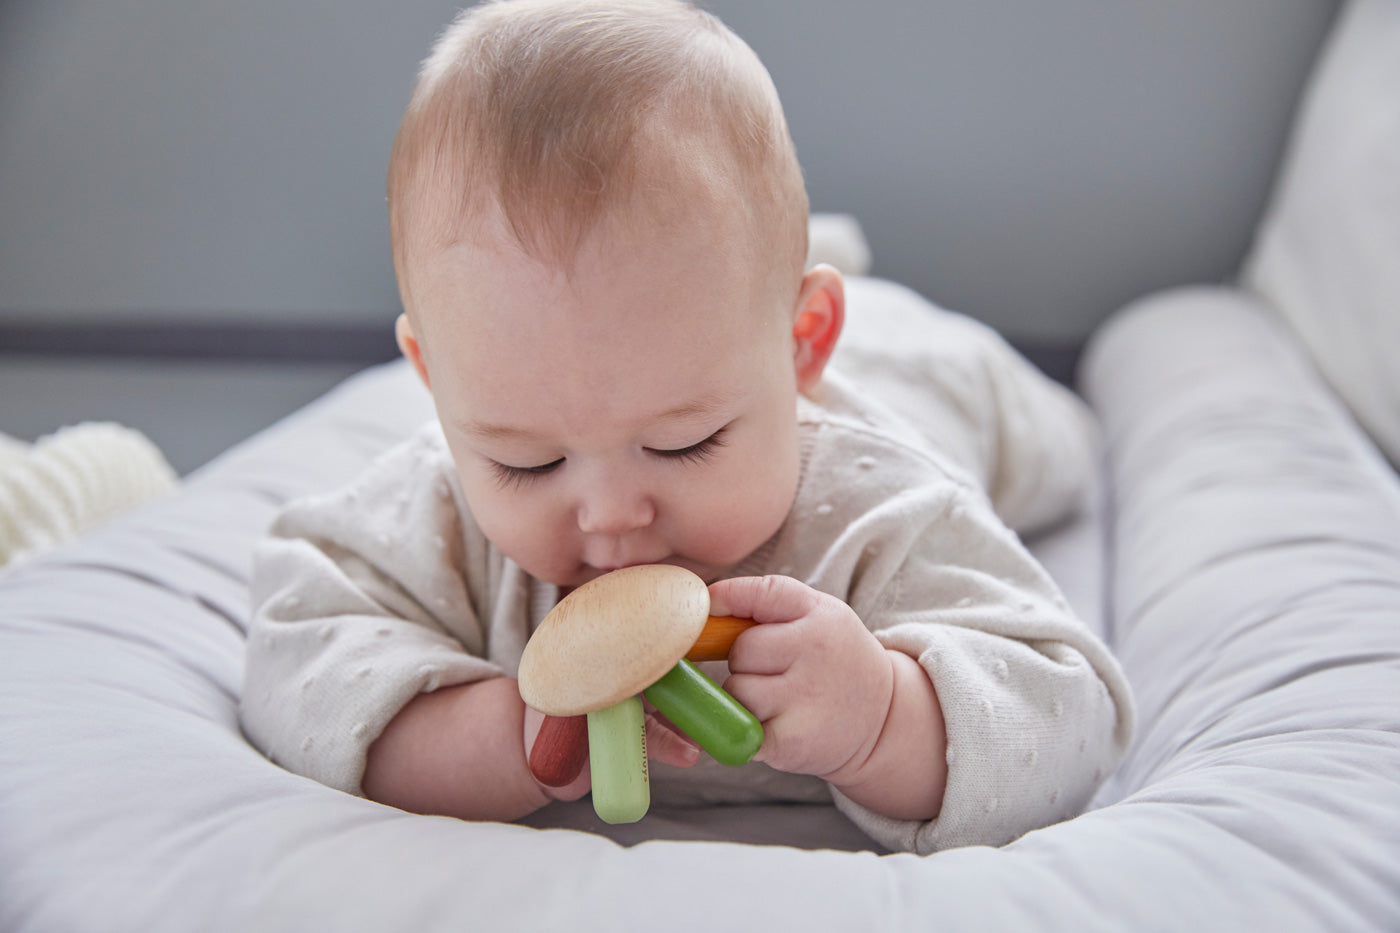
[709,575,895,787]
[521,703,700,802]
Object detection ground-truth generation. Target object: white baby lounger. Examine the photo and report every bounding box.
[3,1,1399,927]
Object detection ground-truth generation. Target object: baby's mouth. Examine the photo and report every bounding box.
[584,559,660,578]
[579,556,682,586]
[599,557,731,588]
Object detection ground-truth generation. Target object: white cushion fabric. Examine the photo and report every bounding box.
[1241,0,1400,465]
[3,279,1399,930]
[1080,286,1400,923]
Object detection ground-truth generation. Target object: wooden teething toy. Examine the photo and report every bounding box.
[517,565,761,824]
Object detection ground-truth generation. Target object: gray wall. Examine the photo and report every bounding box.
[1,0,1339,344]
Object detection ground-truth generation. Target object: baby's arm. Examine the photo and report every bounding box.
[363,678,700,820]
[240,523,527,810]
[244,504,696,820]
[240,427,551,816]
[711,576,947,821]
[708,482,1132,851]
[362,677,548,820]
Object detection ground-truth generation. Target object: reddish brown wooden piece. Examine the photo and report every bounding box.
[529,714,589,787]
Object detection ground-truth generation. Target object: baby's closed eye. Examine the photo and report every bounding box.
[646,426,729,465]
[489,457,564,490]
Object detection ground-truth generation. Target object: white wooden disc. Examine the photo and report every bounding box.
[518,565,710,715]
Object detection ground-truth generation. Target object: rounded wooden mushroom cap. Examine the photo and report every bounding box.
[518,565,710,716]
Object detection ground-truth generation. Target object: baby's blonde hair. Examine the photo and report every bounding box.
[387,0,808,311]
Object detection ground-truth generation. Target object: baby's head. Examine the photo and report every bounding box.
[389,0,810,308]
[388,0,845,589]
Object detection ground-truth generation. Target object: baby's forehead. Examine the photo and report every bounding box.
[413,224,787,426]
[414,170,762,288]
[407,213,786,361]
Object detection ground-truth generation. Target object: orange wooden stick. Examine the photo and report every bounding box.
[684,615,756,662]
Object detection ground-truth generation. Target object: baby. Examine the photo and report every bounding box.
[241,0,1133,854]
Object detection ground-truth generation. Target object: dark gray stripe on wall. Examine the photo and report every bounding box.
[0,312,1082,385]
[0,313,400,363]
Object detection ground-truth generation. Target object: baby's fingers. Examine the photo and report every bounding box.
[721,675,819,774]
[708,574,821,624]
[721,671,784,724]
[646,713,700,768]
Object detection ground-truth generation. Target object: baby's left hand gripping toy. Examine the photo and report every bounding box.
[517,565,762,824]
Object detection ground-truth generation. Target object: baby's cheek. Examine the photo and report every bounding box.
[689,476,792,565]
[473,496,575,579]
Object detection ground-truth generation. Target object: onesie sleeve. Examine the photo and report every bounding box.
[807,467,1134,854]
[239,427,502,795]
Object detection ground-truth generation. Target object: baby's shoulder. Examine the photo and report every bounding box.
[798,380,977,496]
[272,420,459,534]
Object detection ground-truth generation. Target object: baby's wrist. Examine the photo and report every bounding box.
[818,649,900,792]
[824,650,946,821]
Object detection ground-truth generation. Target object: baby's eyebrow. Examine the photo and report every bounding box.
[462,421,540,442]
[462,394,735,442]
[654,395,733,422]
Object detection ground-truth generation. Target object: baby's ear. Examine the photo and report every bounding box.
[791,264,845,396]
[395,314,431,389]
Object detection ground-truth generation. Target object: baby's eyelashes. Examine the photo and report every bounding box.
[485,425,730,490]
[489,457,564,490]
[646,426,730,465]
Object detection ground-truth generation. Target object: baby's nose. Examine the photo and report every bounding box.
[576,484,656,536]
